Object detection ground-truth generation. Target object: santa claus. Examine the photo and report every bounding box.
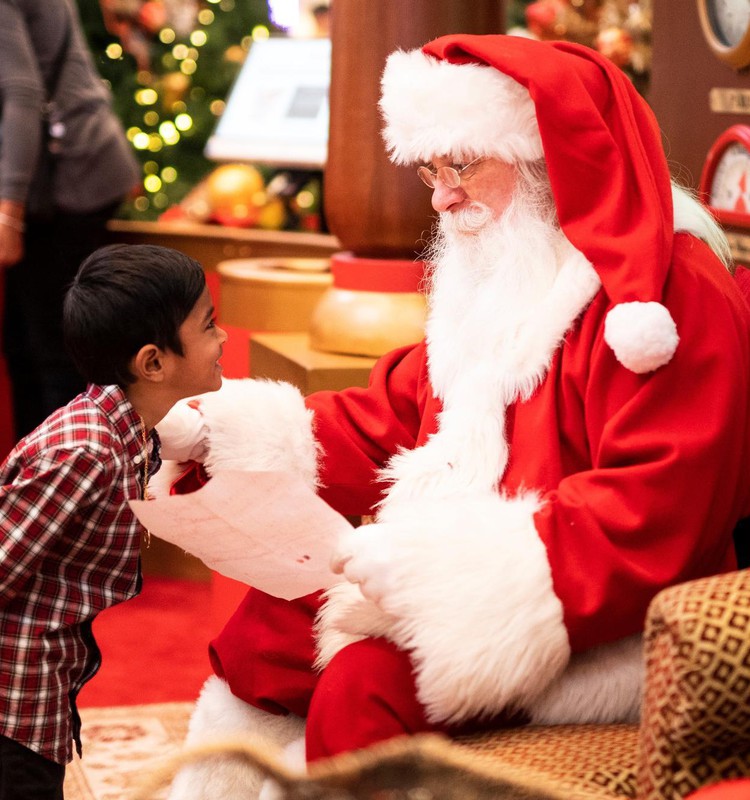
[162,34,750,798]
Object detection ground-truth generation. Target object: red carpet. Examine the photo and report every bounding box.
[77,576,216,708]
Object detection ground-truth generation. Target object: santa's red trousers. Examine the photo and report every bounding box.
[209,588,442,761]
[210,587,524,761]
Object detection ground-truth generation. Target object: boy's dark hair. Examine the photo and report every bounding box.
[63,244,206,386]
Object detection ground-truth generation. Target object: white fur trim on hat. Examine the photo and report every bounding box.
[604,301,679,374]
[379,48,543,165]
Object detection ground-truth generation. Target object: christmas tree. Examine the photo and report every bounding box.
[506,0,652,95]
[77,0,276,221]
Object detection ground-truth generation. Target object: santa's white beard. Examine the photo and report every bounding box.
[375,179,599,509]
[423,192,571,400]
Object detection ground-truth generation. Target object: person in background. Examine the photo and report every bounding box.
[0,0,140,440]
[161,33,750,799]
[311,3,331,37]
[0,244,226,800]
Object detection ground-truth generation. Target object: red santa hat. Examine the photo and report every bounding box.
[379,34,678,374]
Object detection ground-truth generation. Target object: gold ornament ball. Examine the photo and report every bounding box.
[224,45,247,64]
[206,164,265,217]
[257,197,287,230]
[160,71,191,108]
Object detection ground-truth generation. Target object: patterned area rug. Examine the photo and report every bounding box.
[62,703,639,800]
[64,703,192,800]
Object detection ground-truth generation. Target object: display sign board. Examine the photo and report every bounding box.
[205,37,331,168]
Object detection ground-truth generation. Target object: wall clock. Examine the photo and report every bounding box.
[699,124,750,227]
[697,0,750,68]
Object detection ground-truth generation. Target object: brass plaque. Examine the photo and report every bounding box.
[709,88,750,114]
[725,230,750,263]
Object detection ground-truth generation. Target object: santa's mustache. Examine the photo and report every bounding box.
[439,201,494,235]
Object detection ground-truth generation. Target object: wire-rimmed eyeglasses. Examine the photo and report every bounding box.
[416,156,484,189]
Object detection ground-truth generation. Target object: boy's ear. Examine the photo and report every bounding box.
[130,344,167,383]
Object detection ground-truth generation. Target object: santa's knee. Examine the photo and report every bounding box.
[305,637,437,762]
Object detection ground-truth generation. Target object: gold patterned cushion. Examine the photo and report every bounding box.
[638,570,750,800]
[455,724,639,799]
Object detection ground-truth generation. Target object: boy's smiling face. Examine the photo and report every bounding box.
[170,285,227,398]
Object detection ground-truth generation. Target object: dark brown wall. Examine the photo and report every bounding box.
[650,6,750,190]
[324,1,506,259]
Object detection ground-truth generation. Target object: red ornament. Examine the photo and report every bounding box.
[525,0,568,39]
[595,26,634,69]
[138,1,168,35]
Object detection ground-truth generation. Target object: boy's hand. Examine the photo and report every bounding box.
[157,399,209,462]
[0,201,25,268]
[0,224,23,269]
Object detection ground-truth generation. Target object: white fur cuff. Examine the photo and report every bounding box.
[314,581,399,670]
[526,634,644,724]
[197,378,320,490]
[346,492,570,724]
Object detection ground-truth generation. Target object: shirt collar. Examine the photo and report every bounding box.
[85,384,150,464]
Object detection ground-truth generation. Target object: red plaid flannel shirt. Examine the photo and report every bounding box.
[0,384,159,764]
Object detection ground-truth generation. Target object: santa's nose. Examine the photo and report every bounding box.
[430,181,467,213]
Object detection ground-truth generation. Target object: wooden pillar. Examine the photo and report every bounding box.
[310,1,505,356]
[325,1,506,260]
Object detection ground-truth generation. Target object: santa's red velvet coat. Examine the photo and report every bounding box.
[164,34,750,749]
[204,231,750,728]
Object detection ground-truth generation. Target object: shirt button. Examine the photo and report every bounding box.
[133,454,143,465]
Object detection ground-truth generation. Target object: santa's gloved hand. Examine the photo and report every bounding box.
[157,398,209,462]
[331,524,398,606]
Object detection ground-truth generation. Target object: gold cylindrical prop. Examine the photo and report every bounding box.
[217,257,332,332]
[309,253,427,357]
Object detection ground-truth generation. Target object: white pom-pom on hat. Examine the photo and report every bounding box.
[604,302,679,374]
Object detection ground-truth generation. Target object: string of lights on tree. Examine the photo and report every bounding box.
[79,0,324,230]
[79,0,645,231]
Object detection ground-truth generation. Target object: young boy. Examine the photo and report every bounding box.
[0,243,227,798]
